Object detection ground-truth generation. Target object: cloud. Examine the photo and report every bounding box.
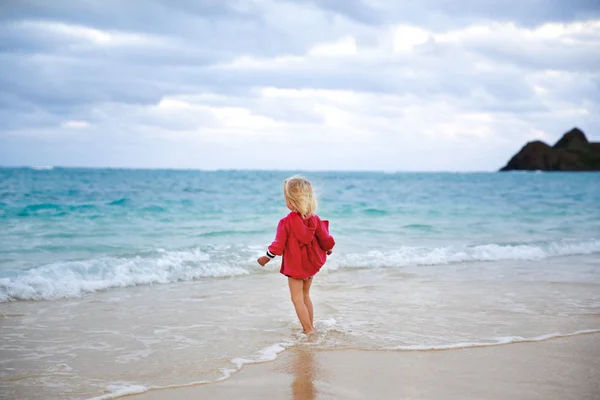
[1,0,599,170]
[370,0,600,27]
[61,120,90,129]
[308,36,358,57]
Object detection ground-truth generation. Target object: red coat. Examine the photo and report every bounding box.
[267,212,335,279]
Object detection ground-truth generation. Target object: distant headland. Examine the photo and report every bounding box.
[500,128,600,172]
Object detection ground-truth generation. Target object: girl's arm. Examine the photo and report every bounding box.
[267,219,288,257]
[258,219,288,266]
[315,218,335,252]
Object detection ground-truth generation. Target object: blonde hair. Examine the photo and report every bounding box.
[284,175,318,218]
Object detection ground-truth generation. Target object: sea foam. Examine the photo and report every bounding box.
[389,329,600,351]
[1,239,598,302]
[326,239,600,270]
[0,249,249,302]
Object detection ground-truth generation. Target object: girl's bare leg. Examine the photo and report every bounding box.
[288,277,314,334]
[302,277,314,327]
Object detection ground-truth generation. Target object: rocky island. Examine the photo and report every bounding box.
[500,128,600,171]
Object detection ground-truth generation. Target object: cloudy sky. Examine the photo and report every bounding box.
[1,0,599,171]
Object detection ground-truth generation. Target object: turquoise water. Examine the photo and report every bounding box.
[1,168,600,301]
[2,168,600,399]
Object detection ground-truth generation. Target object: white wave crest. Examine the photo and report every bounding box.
[327,239,600,270]
[2,239,598,302]
[0,249,249,302]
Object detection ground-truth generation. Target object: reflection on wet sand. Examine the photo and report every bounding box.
[290,347,318,400]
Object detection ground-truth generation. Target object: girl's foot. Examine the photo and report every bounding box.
[303,329,315,336]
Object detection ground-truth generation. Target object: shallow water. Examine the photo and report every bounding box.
[0,169,599,399]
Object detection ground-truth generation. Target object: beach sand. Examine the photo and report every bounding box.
[128,332,600,400]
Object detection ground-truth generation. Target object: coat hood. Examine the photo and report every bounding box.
[288,212,316,245]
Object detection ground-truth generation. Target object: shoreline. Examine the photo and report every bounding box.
[125,331,600,400]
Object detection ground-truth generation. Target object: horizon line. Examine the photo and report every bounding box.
[0,165,506,173]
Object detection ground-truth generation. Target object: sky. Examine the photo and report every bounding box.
[1,0,599,171]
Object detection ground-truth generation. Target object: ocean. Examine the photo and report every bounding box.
[1,168,599,399]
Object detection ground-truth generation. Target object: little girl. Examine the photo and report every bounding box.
[257,175,335,335]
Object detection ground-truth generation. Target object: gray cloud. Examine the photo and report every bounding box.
[373,0,600,27]
[1,0,599,170]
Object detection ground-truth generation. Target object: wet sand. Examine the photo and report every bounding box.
[128,332,600,400]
